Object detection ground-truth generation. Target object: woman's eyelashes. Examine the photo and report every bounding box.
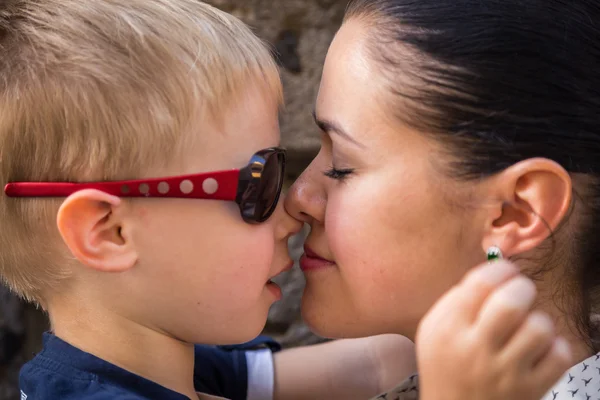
[324,167,355,181]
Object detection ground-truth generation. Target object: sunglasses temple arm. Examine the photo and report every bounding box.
[4,170,241,200]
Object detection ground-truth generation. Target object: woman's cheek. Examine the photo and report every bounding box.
[327,192,374,265]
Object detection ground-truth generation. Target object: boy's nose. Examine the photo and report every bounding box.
[274,193,303,239]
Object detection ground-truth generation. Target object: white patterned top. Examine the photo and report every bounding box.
[370,352,600,400]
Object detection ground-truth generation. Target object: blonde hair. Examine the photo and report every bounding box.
[0,0,282,304]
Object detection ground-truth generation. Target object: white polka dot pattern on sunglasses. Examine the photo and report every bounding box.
[139,183,150,195]
[158,181,170,194]
[202,178,219,195]
[179,179,194,194]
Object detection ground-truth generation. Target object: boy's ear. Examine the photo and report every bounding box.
[56,189,137,272]
[480,158,572,258]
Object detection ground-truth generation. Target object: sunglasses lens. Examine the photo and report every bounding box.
[237,148,285,223]
[254,151,284,221]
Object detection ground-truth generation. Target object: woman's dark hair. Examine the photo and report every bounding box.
[345,0,600,350]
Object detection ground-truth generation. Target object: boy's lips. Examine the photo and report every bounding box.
[266,261,293,300]
[268,261,294,281]
[300,246,335,272]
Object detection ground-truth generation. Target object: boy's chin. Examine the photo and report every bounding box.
[189,314,269,346]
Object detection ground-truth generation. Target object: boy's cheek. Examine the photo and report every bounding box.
[135,206,149,220]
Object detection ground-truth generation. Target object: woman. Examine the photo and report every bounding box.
[286,0,600,399]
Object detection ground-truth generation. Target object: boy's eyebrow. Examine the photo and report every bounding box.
[311,110,364,148]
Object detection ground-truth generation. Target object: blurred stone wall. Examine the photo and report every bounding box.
[0,1,347,397]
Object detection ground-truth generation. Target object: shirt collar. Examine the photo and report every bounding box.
[40,332,190,400]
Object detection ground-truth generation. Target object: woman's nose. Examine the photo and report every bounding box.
[284,164,326,225]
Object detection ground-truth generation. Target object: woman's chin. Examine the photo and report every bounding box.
[300,286,417,339]
[300,294,380,339]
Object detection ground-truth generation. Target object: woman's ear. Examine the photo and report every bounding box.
[56,189,138,272]
[480,158,572,257]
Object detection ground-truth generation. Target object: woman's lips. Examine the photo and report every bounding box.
[300,247,335,272]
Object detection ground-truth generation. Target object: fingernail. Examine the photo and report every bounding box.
[529,311,553,332]
[471,260,518,285]
[554,336,572,362]
[502,276,537,306]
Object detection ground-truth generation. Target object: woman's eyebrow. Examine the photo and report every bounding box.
[312,110,365,148]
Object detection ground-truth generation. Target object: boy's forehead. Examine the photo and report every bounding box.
[181,87,281,171]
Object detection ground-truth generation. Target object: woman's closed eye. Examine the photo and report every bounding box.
[324,167,354,181]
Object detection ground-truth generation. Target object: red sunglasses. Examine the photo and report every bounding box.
[4,147,286,224]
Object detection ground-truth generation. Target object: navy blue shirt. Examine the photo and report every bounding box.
[20,333,280,400]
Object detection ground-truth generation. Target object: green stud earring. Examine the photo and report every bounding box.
[487,246,503,262]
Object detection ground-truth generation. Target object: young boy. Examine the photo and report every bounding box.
[0,1,417,399]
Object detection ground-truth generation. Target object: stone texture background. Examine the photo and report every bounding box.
[0,1,348,397]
